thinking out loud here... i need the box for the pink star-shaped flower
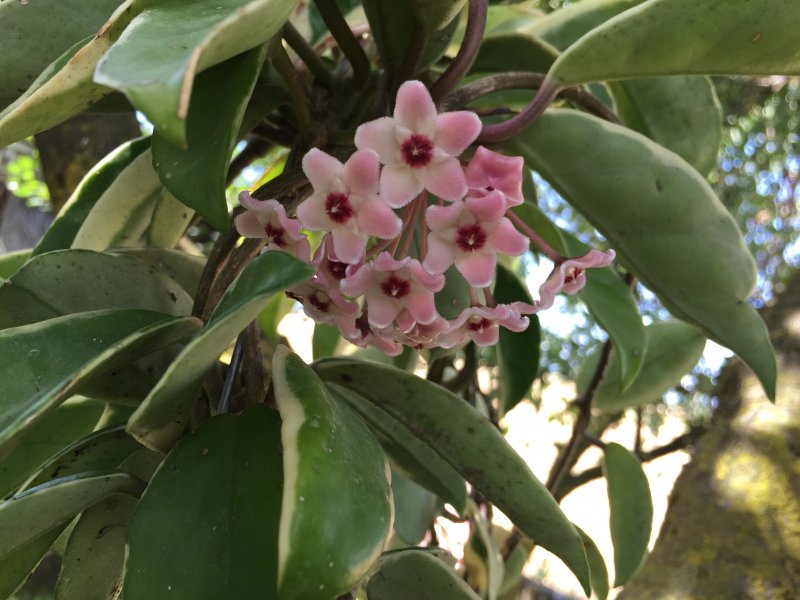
[286,240,358,325]
[464,146,525,207]
[342,313,404,357]
[387,316,450,351]
[340,252,445,329]
[423,191,529,287]
[538,249,616,310]
[297,149,402,264]
[440,304,531,348]
[234,192,311,262]
[355,80,482,207]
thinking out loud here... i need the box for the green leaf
[408,0,465,32]
[578,321,706,411]
[0,250,194,330]
[505,109,775,399]
[273,347,392,600]
[494,265,540,413]
[366,549,482,600]
[0,249,30,282]
[0,398,104,499]
[523,0,644,51]
[124,406,282,599]
[56,494,138,600]
[0,310,199,455]
[391,470,438,545]
[152,46,266,231]
[363,0,461,74]
[610,77,722,176]
[472,32,559,75]
[109,248,206,298]
[315,359,591,595]
[603,442,653,586]
[549,0,800,87]
[576,526,610,600]
[146,189,195,248]
[435,266,471,321]
[0,526,65,599]
[0,1,139,147]
[0,471,145,561]
[70,148,162,251]
[127,251,314,452]
[32,137,152,257]
[0,0,123,110]
[22,426,142,492]
[95,0,300,147]
[312,323,340,360]
[326,383,467,511]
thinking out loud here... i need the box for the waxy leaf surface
[152,46,265,231]
[274,347,393,600]
[604,442,653,586]
[0,399,104,499]
[327,383,467,511]
[366,549,482,600]
[124,406,283,599]
[0,471,145,560]
[32,137,152,256]
[315,358,590,595]
[127,251,314,452]
[494,265,540,413]
[0,0,123,110]
[0,250,194,329]
[549,0,800,87]
[506,109,775,399]
[577,321,706,411]
[0,1,138,146]
[95,0,300,146]
[0,310,199,457]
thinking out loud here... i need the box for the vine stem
[439,71,621,133]
[283,22,334,88]
[430,0,488,103]
[271,34,311,136]
[314,0,370,85]
[478,81,559,143]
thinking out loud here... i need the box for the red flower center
[455,224,487,252]
[324,192,354,224]
[564,266,582,284]
[264,223,286,247]
[401,134,434,168]
[467,316,493,332]
[308,291,331,312]
[380,274,411,299]
[327,260,348,280]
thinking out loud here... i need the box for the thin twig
[284,22,335,88]
[430,0,488,103]
[314,0,371,85]
[218,335,245,415]
[271,35,312,135]
[556,426,707,501]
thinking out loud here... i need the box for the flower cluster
[235,81,615,355]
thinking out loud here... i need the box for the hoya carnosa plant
[0,0,789,598]
[235,80,614,355]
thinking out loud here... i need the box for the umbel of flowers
[235,81,615,356]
